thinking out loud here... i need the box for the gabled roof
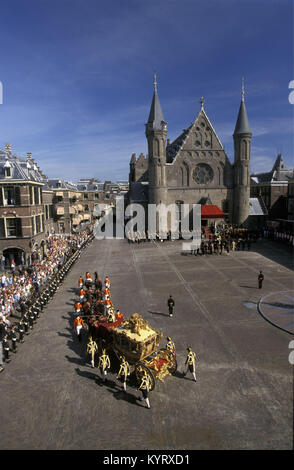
[251,155,293,183]
[166,107,228,164]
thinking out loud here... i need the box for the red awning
[201,205,225,218]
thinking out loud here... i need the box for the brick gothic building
[129,79,252,229]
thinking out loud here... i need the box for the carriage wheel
[135,362,156,391]
[158,348,177,375]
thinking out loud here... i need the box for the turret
[233,79,252,226]
[145,73,167,206]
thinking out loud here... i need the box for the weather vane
[153,70,157,91]
[242,77,245,101]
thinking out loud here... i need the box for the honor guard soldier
[73,315,84,342]
[167,295,175,317]
[86,336,98,368]
[31,303,38,323]
[258,271,264,289]
[22,312,29,335]
[10,326,17,353]
[28,308,34,329]
[17,320,25,343]
[116,355,130,392]
[138,371,152,409]
[98,348,111,382]
[3,334,10,363]
[184,347,197,382]
[166,336,176,355]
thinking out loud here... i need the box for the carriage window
[120,337,129,349]
[130,341,137,352]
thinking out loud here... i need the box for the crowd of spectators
[0,224,94,372]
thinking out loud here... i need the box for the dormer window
[4,160,12,178]
[5,167,11,178]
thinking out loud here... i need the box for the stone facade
[130,82,252,228]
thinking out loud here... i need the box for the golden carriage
[90,311,177,390]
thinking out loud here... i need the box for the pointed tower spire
[147,72,165,130]
[234,78,251,135]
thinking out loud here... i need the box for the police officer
[167,295,175,317]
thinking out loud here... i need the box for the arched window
[181,162,189,186]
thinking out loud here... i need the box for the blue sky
[0,0,293,181]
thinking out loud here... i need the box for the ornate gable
[166,106,233,189]
[166,108,231,167]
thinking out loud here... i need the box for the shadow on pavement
[148,310,169,317]
[106,387,141,407]
[75,367,97,381]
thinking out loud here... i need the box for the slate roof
[249,198,266,216]
[234,99,251,135]
[251,155,293,183]
[146,89,165,130]
[47,178,78,190]
[129,181,149,202]
[0,147,45,183]
[166,126,192,163]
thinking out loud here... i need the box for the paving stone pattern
[0,238,293,450]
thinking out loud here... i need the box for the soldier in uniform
[98,348,111,382]
[22,312,29,335]
[138,371,152,409]
[258,271,264,289]
[17,319,25,343]
[167,295,175,317]
[3,334,10,363]
[184,347,197,382]
[28,308,35,329]
[86,336,98,368]
[10,325,17,353]
[116,355,130,392]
